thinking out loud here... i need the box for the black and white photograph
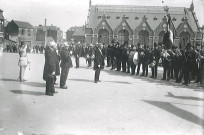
[0,0,204,134]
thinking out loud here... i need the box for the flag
[163,14,174,49]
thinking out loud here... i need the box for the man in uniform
[136,43,144,75]
[141,45,150,77]
[60,42,73,89]
[150,43,161,78]
[94,44,104,83]
[121,44,127,72]
[183,43,196,85]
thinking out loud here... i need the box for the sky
[0,0,203,38]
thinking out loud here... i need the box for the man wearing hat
[74,42,81,68]
[94,43,104,83]
[43,41,58,96]
[59,42,73,89]
[150,43,161,78]
[182,43,196,85]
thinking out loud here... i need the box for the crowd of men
[65,41,204,87]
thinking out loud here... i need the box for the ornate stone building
[85,1,202,49]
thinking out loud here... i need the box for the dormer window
[116,16,120,19]
[135,16,139,20]
[172,17,177,21]
[153,16,157,20]
[125,17,129,19]
[98,16,102,19]
[106,16,110,19]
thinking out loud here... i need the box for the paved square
[0,53,203,135]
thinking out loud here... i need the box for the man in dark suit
[60,42,73,89]
[94,43,104,83]
[43,41,58,96]
[74,42,81,68]
[150,43,161,78]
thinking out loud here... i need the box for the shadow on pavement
[143,100,204,128]
[102,68,203,91]
[69,78,93,82]
[103,80,131,84]
[165,92,204,101]
[22,82,45,88]
[0,78,18,82]
[10,90,45,96]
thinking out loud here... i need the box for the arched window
[98,29,109,44]
[138,30,149,46]
[118,30,129,45]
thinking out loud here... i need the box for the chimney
[45,18,47,26]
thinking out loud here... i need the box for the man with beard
[60,42,73,89]
[43,41,58,96]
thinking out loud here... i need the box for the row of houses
[66,1,204,49]
[0,10,63,49]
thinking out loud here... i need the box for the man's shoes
[53,91,58,94]
[94,81,97,83]
[54,82,58,85]
[150,76,154,78]
[161,78,166,80]
[140,74,144,77]
[136,73,139,76]
[60,85,67,89]
[46,92,53,96]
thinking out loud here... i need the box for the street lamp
[200,25,204,49]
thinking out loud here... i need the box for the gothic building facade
[85,1,202,49]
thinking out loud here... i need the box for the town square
[0,0,204,134]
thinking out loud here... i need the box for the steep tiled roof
[69,26,83,31]
[72,27,85,36]
[87,5,199,32]
[13,20,34,29]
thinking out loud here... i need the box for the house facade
[0,9,4,44]
[35,24,63,46]
[85,1,202,49]
[66,26,85,43]
[5,20,35,48]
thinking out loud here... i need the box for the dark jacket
[60,47,73,69]
[94,47,104,70]
[53,50,60,76]
[43,47,57,81]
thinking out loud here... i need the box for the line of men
[43,41,104,96]
[43,41,73,96]
[83,41,204,87]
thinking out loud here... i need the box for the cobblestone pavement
[0,53,203,135]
